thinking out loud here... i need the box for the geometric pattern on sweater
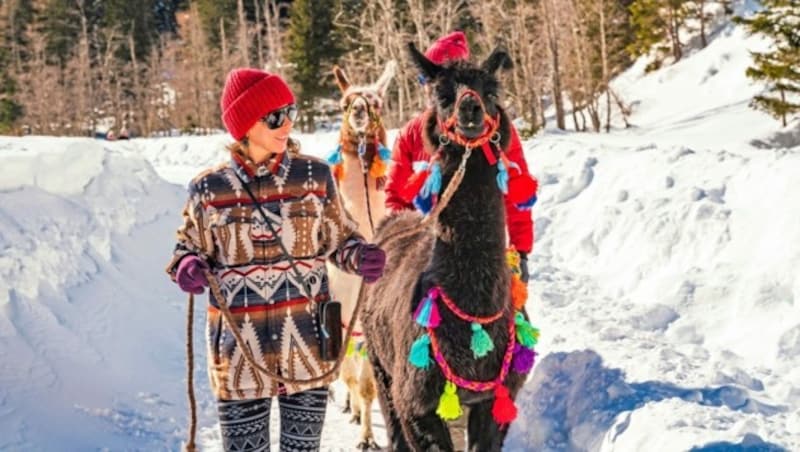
[281,312,325,395]
[229,314,267,400]
[169,149,363,400]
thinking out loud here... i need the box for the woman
[166,68,386,451]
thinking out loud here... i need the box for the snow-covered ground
[2,5,800,451]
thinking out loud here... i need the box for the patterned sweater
[167,148,364,400]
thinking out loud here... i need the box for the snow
[2,7,800,451]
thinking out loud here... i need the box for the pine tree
[627,0,690,71]
[195,0,237,49]
[736,1,800,126]
[101,0,160,62]
[0,0,35,132]
[286,0,344,132]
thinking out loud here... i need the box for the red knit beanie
[425,31,470,65]
[220,68,295,140]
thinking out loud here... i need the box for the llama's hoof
[349,413,361,424]
[356,439,381,450]
[342,405,351,414]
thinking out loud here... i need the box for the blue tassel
[414,194,434,214]
[496,160,509,194]
[357,140,367,156]
[515,195,538,211]
[470,322,495,358]
[409,333,432,369]
[326,145,342,165]
[415,296,433,327]
[420,162,442,198]
[379,144,392,161]
[414,294,441,328]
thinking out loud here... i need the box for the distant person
[166,68,386,451]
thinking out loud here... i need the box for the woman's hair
[226,137,301,156]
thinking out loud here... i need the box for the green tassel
[470,322,495,358]
[436,381,463,420]
[346,339,356,357]
[515,312,540,349]
[409,333,432,369]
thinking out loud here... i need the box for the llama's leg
[368,351,412,452]
[404,410,454,452]
[446,405,470,452]
[467,400,505,452]
[356,358,380,450]
[341,357,362,424]
[343,392,351,414]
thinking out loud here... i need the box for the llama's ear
[407,42,441,81]
[374,60,397,98]
[481,46,513,74]
[333,65,350,93]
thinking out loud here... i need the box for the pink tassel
[428,296,441,327]
[413,289,441,328]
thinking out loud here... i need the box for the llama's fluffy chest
[337,154,387,240]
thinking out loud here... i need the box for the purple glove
[175,255,210,294]
[357,244,386,283]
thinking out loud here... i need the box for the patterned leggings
[217,387,328,452]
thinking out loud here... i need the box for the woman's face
[247,104,296,155]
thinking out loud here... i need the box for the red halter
[436,88,501,164]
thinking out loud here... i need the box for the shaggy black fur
[361,43,527,452]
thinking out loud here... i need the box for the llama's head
[408,42,513,147]
[333,60,396,136]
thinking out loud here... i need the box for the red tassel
[401,169,430,202]
[491,385,518,424]
[506,174,538,205]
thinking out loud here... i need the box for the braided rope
[434,286,505,324]
[427,314,517,392]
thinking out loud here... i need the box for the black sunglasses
[261,104,298,129]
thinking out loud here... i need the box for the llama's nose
[458,93,484,126]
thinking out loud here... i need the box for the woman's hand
[176,255,210,294]
[356,244,386,283]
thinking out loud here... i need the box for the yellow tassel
[506,247,521,275]
[436,381,463,420]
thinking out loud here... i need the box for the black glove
[519,253,529,283]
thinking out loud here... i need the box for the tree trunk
[668,5,682,61]
[780,88,787,127]
[543,0,565,130]
[699,0,708,48]
[220,18,229,71]
[610,88,630,128]
[599,0,612,132]
[237,0,250,67]
[254,0,264,68]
